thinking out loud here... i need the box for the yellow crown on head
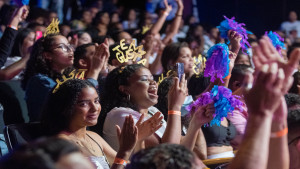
[142,25,152,35]
[157,70,174,86]
[112,39,147,66]
[193,54,206,76]
[52,69,87,93]
[44,18,60,37]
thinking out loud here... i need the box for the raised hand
[135,112,163,141]
[176,0,184,10]
[168,74,188,111]
[116,115,138,153]
[242,63,288,116]
[228,30,242,55]
[9,5,29,28]
[253,36,300,79]
[190,103,215,128]
[68,34,78,48]
[163,0,172,14]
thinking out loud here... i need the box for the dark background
[195,0,300,36]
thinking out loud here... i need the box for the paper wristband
[7,25,18,30]
[168,110,181,116]
[114,158,128,166]
[224,74,231,80]
[270,127,288,138]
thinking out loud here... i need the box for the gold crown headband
[112,39,147,66]
[52,69,87,93]
[44,18,60,37]
[193,54,206,76]
[142,25,152,35]
[157,70,174,86]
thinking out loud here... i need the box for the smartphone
[174,63,184,81]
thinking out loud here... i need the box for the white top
[103,106,166,151]
[281,20,300,37]
[89,156,110,169]
[1,56,22,80]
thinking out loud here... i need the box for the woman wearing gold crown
[21,19,108,122]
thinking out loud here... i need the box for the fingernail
[278,68,285,79]
[261,64,269,73]
[270,62,277,74]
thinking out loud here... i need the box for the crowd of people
[0,0,300,169]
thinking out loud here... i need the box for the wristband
[168,110,181,116]
[224,74,231,80]
[114,158,128,166]
[176,14,183,17]
[270,127,288,138]
[7,25,18,30]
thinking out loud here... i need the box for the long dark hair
[96,64,144,135]
[161,42,189,72]
[41,79,96,136]
[21,33,74,90]
[11,28,35,57]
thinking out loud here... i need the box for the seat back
[4,122,43,152]
[203,157,232,169]
[0,80,29,127]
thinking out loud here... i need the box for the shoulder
[57,133,72,141]
[87,131,106,144]
[107,107,140,120]
[28,74,56,87]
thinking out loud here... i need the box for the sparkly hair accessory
[265,31,286,56]
[204,43,230,83]
[193,54,206,76]
[52,69,86,93]
[186,85,243,126]
[112,39,147,65]
[44,18,60,37]
[157,70,173,85]
[217,16,252,53]
[142,25,152,35]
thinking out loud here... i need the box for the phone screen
[175,63,184,81]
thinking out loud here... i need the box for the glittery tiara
[52,69,86,93]
[112,39,147,65]
[44,18,60,37]
[193,54,206,76]
[157,70,174,86]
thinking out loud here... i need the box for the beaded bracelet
[114,157,128,166]
[270,127,288,138]
[168,110,181,116]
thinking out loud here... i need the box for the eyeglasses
[52,44,75,52]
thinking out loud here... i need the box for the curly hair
[96,64,144,135]
[155,77,174,121]
[41,79,96,136]
[21,33,74,90]
[126,144,195,169]
[161,42,189,72]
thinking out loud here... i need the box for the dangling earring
[127,94,130,101]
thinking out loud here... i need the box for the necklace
[71,133,96,153]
